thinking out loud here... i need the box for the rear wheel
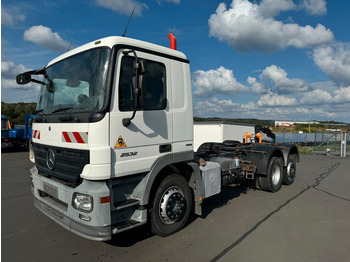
[150,174,192,237]
[258,157,283,192]
[283,154,296,185]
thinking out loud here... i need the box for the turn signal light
[100,196,111,204]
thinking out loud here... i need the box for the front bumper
[31,166,112,241]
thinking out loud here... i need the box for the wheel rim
[271,165,281,185]
[159,186,187,225]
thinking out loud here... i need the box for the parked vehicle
[16,34,298,241]
[1,115,12,148]
[8,114,34,150]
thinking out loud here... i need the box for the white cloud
[257,93,297,106]
[312,43,350,86]
[247,76,268,94]
[259,0,296,18]
[1,60,30,82]
[208,0,333,53]
[157,0,181,4]
[1,9,25,27]
[192,66,248,97]
[95,0,148,16]
[260,65,311,93]
[1,60,40,102]
[24,25,71,52]
[194,97,242,117]
[300,89,332,104]
[192,94,350,122]
[333,86,350,103]
[300,0,327,15]
[240,101,257,110]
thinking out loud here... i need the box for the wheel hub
[272,165,281,185]
[159,187,186,224]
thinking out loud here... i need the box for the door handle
[159,144,171,153]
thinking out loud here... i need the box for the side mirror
[133,59,145,90]
[138,59,145,74]
[16,73,32,85]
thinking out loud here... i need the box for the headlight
[29,140,35,163]
[72,193,93,212]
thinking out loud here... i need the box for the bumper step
[113,219,147,234]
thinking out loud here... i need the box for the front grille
[33,143,89,182]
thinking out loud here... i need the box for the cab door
[110,49,173,177]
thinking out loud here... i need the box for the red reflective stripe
[38,132,40,139]
[62,132,72,143]
[73,132,84,143]
[33,130,37,138]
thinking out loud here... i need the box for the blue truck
[1,114,34,150]
[1,115,12,148]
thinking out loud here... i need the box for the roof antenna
[67,40,72,52]
[122,6,136,37]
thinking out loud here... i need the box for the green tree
[1,102,37,125]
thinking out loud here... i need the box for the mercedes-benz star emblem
[47,149,56,170]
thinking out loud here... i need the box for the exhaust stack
[168,33,177,50]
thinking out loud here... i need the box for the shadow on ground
[106,184,249,247]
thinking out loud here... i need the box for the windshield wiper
[51,106,73,114]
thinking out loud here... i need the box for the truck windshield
[37,47,111,114]
[1,119,9,131]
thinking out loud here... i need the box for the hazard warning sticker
[114,136,127,148]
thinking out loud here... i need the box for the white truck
[16,34,298,241]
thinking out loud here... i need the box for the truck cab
[1,115,11,148]
[17,36,195,240]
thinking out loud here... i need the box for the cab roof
[47,36,188,67]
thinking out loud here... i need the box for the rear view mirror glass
[16,73,31,85]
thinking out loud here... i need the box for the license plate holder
[43,183,58,198]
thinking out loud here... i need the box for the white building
[275,121,319,127]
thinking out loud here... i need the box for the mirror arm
[31,79,45,85]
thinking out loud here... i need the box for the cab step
[112,219,147,234]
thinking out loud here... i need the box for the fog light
[72,193,93,212]
[79,214,91,222]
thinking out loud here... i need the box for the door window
[119,56,166,111]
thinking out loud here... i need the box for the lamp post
[309,108,311,134]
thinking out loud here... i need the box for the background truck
[9,114,34,150]
[1,115,12,148]
[1,114,34,150]
[16,34,298,241]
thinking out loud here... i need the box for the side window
[119,56,166,111]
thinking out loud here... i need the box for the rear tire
[150,174,192,237]
[283,154,296,185]
[258,157,283,192]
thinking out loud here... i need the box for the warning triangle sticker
[114,136,127,148]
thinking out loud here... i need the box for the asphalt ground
[1,151,350,262]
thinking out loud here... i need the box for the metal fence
[275,132,350,157]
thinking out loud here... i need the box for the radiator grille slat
[33,143,89,182]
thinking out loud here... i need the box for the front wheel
[258,157,283,192]
[150,174,192,237]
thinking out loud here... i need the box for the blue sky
[2,0,350,122]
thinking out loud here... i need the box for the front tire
[150,174,192,237]
[258,157,283,192]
